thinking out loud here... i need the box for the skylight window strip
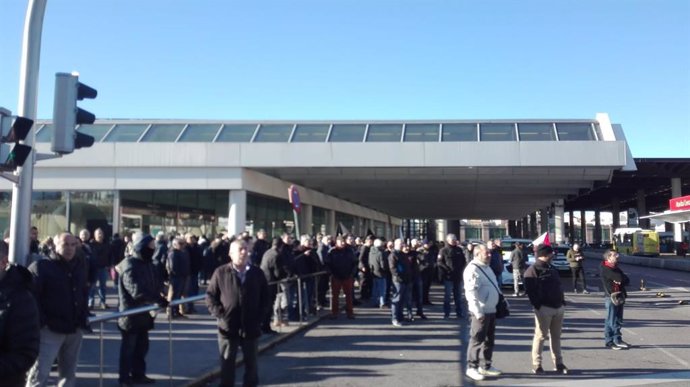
[174,124,190,143]
[211,124,224,143]
[136,124,153,142]
[287,124,298,143]
[249,124,260,143]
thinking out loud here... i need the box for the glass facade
[178,124,222,142]
[404,124,439,142]
[312,206,326,236]
[480,123,516,142]
[366,124,403,142]
[518,123,556,141]
[291,124,330,142]
[254,124,293,142]
[103,124,149,142]
[556,123,596,141]
[215,124,257,142]
[329,124,366,142]
[246,193,294,238]
[140,124,186,142]
[442,123,477,142]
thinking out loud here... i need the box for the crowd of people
[0,226,632,387]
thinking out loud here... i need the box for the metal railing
[87,270,330,387]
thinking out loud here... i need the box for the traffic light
[52,72,97,154]
[0,107,33,171]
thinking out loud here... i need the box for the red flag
[532,232,551,246]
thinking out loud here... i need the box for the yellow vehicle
[613,228,660,256]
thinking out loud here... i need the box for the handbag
[473,264,510,319]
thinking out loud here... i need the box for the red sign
[288,185,301,213]
[670,195,690,211]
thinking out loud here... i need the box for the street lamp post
[9,0,48,265]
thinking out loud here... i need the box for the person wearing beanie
[116,232,169,387]
[524,244,568,375]
[600,249,631,350]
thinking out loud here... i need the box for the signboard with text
[670,195,690,211]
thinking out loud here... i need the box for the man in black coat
[27,233,90,387]
[260,238,285,330]
[0,241,40,387]
[600,249,631,350]
[325,236,357,319]
[206,240,269,387]
[437,234,465,319]
[116,233,168,387]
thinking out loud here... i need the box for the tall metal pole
[9,0,47,266]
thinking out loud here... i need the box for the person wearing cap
[566,243,589,294]
[523,244,568,375]
[116,232,169,387]
[206,239,269,387]
[463,243,502,381]
[600,249,631,350]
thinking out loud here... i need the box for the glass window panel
[103,124,149,142]
[518,123,556,141]
[291,124,329,142]
[253,124,293,142]
[178,124,221,142]
[329,124,366,142]
[140,124,185,142]
[76,124,113,142]
[556,123,595,141]
[366,124,403,142]
[480,123,516,141]
[404,124,439,142]
[35,124,51,142]
[215,124,257,142]
[442,123,477,141]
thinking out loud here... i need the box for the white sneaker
[465,368,485,381]
[479,366,502,376]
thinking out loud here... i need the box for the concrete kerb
[183,314,326,387]
[584,249,690,272]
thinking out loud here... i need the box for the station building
[0,113,635,243]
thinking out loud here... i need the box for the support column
[481,223,490,242]
[611,197,620,230]
[522,217,529,238]
[447,219,460,238]
[228,190,247,237]
[580,210,587,245]
[326,210,336,236]
[112,190,120,235]
[637,189,649,229]
[554,199,565,245]
[540,209,548,235]
[530,213,538,239]
[507,220,515,237]
[516,220,523,238]
[672,178,683,247]
[594,210,602,245]
[568,211,575,244]
[436,220,447,242]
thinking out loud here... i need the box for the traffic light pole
[9,0,47,266]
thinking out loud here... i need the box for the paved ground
[45,255,689,387]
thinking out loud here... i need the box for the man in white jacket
[463,243,502,382]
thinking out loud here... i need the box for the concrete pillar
[540,209,548,235]
[568,211,575,244]
[580,210,587,244]
[481,224,490,242]
[530,213,538,239]
[447,219,460,239]
[594,210,602,245]
[326,209,336,236]
[299,204,313,237]
[637,189,649,229]
[554,199,565,245]
[437,220,447,242]
[611,197,620,230]
[228,190,247,237]
[522,216,529,238]
[112,190,120,235]
[507,220,515,237]
[672,178,683,244]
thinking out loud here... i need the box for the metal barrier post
[297,277,303,324]
[168,309,173,387]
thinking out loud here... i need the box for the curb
[183,314,326,387]
[584,250,690,272]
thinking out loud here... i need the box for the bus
[658,231,690,253]
[613,228,660,256]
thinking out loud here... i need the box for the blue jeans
[605,297,624,344]
[391,282,408,322]
[443,280,463,317]
[89,267,109,307]
[371,277,386,307]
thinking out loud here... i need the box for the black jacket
[0,265,40,387]
[260,248,282,283]
[29,254,89,334]
[524,259,566,310]
[389,250,411,284]
[325,247,357,280]
[600,262,629,297]
[437,245,465,282]
[206,264,269,339]
[89,240,111,268]
[250,239,270,267]
[117,252,167,332]
[167,248,190,278]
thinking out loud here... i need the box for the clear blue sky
[1,0,688,157]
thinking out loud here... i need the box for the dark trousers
[571,266,587,291]
[119,330,150,382]
[360,271,372,300]
[218,334,259,387]
[317,273,330,307]
[262,284,278,330]
[421,267,433,303]
[467,313,496,369]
